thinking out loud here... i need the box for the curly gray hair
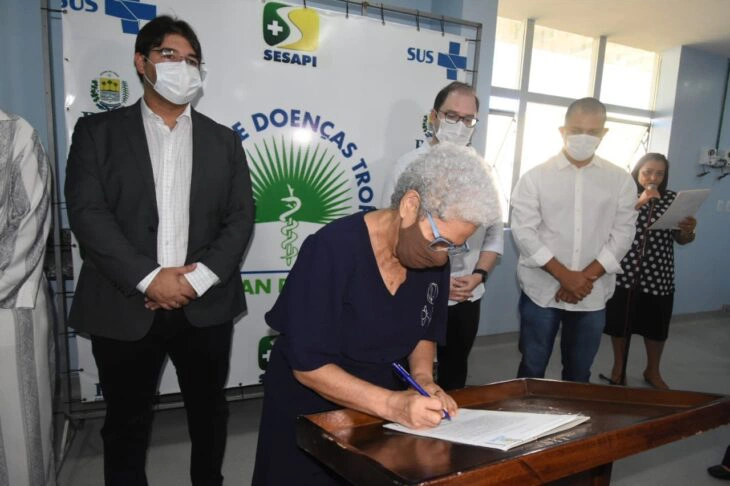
[390,142,502,227]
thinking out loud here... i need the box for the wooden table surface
[297,379,730,485]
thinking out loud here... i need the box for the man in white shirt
[510,97,636,383]
[381,82,504,390]
[65,17,254,486]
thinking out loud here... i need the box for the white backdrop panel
[61,0,470,401]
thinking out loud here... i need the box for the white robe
[0,109,56,486]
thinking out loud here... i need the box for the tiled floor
[58,313,730,485]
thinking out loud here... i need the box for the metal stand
[39,0,85,472]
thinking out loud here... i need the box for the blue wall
[652,46,730,313]
[0,1,50,149]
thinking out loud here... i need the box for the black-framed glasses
[438,110,478,128]
[425,210,469,255]
[149,47,202,69]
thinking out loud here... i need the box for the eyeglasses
[425,210,470,255]
[438,111,478,128]
[149,47,202,69]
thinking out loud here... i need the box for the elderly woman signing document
[252,143,502,485]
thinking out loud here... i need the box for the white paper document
[648,189,711,230]
[383,408,589,451]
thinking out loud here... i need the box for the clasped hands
[554,268,597,304]
[144,263,198,311]
[448,273,482,302]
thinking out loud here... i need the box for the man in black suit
[65,16,254,486]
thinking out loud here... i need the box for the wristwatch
[472,268,488,283]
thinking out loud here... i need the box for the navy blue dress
[252,212,450,485]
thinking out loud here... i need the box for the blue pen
[392,362,451,420]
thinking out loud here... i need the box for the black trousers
[91,309,233,486]
[436,299,481,391]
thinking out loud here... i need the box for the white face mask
[565,134,601,162]
[145,60,203,105]
[435,120,474,146]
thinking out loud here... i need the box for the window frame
[488,18,658,224]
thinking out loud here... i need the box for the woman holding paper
[603,153,697,389]
[252,143,502,485]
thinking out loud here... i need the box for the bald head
[565,97,606,125]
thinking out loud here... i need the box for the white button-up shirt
[136,99,219,297]
[511,152,637,311]
[380,144,505,304]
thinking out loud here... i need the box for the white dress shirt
[380,144,505,304]
[511,152,637,311]
[136,99,219,297]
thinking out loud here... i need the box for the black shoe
[708,465,730,480]
[598,373,624,386]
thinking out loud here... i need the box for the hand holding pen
[392,362,455,424]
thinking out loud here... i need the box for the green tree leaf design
[247,136,352,224]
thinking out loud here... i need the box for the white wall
[0,1,49,147]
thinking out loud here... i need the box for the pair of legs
[437,299,480,390]
[91,310,233,486]
[608,336,668,388]
[604,288,673,389]
[516,293,605,382]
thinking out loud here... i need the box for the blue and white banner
[61,0,470,401]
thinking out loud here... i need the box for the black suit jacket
[65,100,255,341]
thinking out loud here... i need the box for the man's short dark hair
[564,97,606,124]
[134,16,202,82]
[433,81,480,112]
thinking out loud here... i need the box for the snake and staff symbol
[280,184,302,266]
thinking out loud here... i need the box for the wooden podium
[297,379,730,485]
